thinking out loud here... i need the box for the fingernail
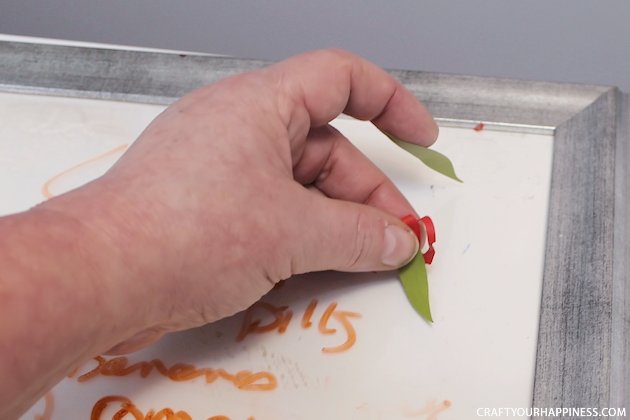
[382,224,419,267]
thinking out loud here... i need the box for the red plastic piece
[401,214,436,265]
[420,216,436,264]
[401,214,421,242]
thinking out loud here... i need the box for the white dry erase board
[1,42,627,418]
[5,91,550,419]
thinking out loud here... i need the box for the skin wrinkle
[316,130,393,208]
[293,51,352,127]
[265,67,310,152]
[344,55,374,121]
[340,53,354,119]
[371,83,400,127]
[259,204,297,283]
[362,178,390,207]
[314,129,341,187]
[291,126,331,184]
[346,212,369,270]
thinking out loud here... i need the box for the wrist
[0,203,148,417]
[33,181,158,351]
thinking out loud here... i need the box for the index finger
[266,48,438,147]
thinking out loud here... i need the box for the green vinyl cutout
[384,130,462,323]
[399,251,433,322]
[381,131,463,183]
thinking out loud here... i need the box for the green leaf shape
[399,252,433,323]
[381,131,463,183]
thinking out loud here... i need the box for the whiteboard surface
[0,92,554,419]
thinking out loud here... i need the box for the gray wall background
[2,1,630,91]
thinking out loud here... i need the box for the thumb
[295,195,420,273]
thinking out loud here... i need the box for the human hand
[41,49,438,353]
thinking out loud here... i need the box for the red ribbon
[401,214,436,264]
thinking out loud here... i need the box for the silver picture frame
[1,41,627,415]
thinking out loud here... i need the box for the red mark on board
[473,122,484,132]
